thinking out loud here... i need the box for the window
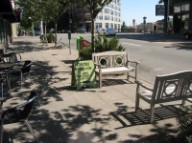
[181,3,189,11]
[174,3,190,13]
[110,23,113,29]
[105,16,110,20]
[182,14,189,21]
[104,8,109,13]
[105,23,109,29]
[96,23,102,29]
[174,5,180,13]
[99,16,103,20]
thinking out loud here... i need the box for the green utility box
[76,36,83,50]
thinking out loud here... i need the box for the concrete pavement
[2,35,181,143]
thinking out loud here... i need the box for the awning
[0,0,20,22]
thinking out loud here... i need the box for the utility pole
[164,0,169,34]
[143,16,147,34]
[68,3,72,55]
[167,0,169,34]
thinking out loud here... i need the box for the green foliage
[94,36,124,52]
[79,36,124,60]
[187,135,192,143]
[121,21,135,32]
[17,0,70,46]
[40,34,46,43]
[19,18,32,30]
[40,33,56,43]
[78,0,112,52]
[79,45,92,60]
[47,33,56,43]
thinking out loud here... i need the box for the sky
[121,0,164,26]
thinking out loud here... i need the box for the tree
[79,0,112,53]
[17,0,70,47]
[41,0,69,46]
[121,21,127,32]
[17,0,36,35]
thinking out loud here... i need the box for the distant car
[105,28,116,36]
[34,30,41,36]
[78,27,86,33]
[183,30,192,40]
[97,28,106,35]
[97,28,116,36]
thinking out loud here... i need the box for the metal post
[167,0,169,34]
[143,16,147,34]
[68,4,71,55]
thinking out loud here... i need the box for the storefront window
[181,3,189,12]
[182,14,189,21]
[184,21,189,30]
[174,3,189,13]
[174,5,180,13]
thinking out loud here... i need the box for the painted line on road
[122,42,141,47]
[153,42,175,45]
[154,68,163,71]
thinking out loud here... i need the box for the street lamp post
[143,16,147,34]
[68,4,72,55]
[167,0,169,34]
[164,0,169,35]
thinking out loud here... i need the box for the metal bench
[135,70,192,123]
[92,51,139,88]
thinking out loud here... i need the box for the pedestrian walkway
[2,36,181,143]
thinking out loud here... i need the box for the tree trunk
[91,18,95,53]
[54,22,57,48]
[44,22,47,43]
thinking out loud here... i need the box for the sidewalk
[2,36,180,143]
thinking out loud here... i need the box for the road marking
[154,68,163,71]
[122,42,141,47]
[154,42,175,45]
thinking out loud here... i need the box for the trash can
[76,36,83,50]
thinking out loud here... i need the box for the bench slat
[92,51,139,88]
[135,70,192,123]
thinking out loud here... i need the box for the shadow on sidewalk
[111,104,186,129]
[2,37,188,143]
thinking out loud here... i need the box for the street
[57,33,192,83]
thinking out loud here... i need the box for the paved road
[118,33,192,83]
[57,33,192,83]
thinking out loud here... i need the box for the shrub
[79,36,124,60]
[47,33,56,43]
[39,34,46,43]
[39,33,56,43]
[94,35,124,52]
[79,45,92,60]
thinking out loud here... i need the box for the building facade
[172,0,192,33]
[0,0,20,49]
[95,0,121,32]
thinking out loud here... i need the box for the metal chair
[11,60,32,89]
[0,71,11,98]
[0,91,39,143]
[4,52,22,63]
[0,72,6,98]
